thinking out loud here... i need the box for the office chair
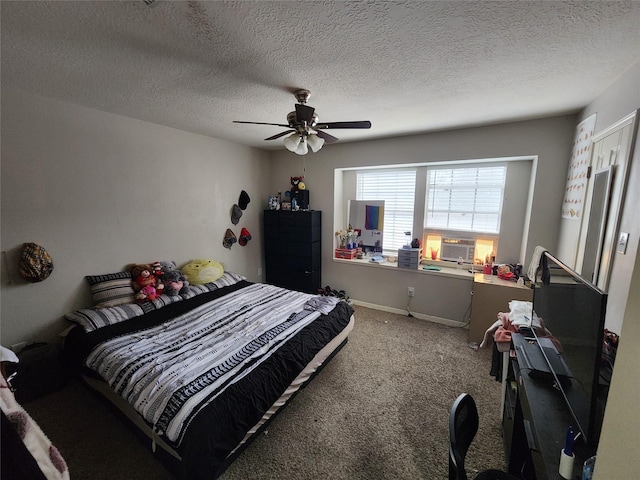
[449,393,520,480]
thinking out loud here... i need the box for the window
[339,157,531,265]
[425,165,506,234]
[356,169,416,252]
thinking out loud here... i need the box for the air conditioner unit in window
[440,238,475,262]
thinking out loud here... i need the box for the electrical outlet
[617,232,629,254]
[257,267,263,276]
[408,287,415,297]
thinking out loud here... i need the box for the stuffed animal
[155,260,189,292]
[182,259,224,285]
[136,285,158,302]
[152,261,163,280]
[158,260,180,275]
[290,176,304,192]
[130,264,164,296]
[162,270,188,295]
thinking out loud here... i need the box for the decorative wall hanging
[562,113,597,219]
[18,242,54,282]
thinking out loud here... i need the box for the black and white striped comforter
[65,279,353,479]
[84,283,324,445]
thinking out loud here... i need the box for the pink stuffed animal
[136,285,157,302]
[130,263,164,297]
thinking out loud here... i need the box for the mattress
[64,279,354,479]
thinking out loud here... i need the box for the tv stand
[502,335,595,479]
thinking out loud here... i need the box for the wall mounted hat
[231,204,242,225]
[238,190,251,210]
[239,228,252,246]
[223,229,237,249]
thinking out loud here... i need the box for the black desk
[502,334,595,480]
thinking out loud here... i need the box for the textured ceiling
[2,1,640,150]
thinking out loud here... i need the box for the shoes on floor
[317,286,350,302]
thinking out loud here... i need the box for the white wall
[1,89,270,347]
[268,116,575,319]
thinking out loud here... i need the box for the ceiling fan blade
[265,130,295,140]
[295,104,315,124]
[233,120,291,128]
[314,130,339,144]
[315,121,372,129]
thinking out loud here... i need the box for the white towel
[527,246,548,283]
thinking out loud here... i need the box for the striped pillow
[180,271,247,299]
[213,271,246,287]
[85,271,136,307]
[65,303,152,332]
[150,294,183,309]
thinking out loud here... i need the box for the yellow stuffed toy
[181,259,224,285]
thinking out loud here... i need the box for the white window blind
[425,165,506,233]
[356,169,416,252]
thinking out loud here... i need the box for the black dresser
[264,210,321,294]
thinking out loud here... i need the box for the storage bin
[397,248,422,269]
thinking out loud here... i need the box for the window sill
[332,257,476,280]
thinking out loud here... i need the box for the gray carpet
[24,305,505,479]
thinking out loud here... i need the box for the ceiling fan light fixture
[295,137,308,155]
[308,133,325,153]
[234,89,371,152]
[283,133,301,152]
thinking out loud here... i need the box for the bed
[63,271,354,480]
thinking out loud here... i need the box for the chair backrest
[449,393,480,480]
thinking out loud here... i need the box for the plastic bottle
[457,257,463,269]
[582,455,596,480]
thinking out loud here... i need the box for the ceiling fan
[233,89,372,155]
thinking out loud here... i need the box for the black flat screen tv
[531,252,609,449]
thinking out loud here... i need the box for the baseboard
[349,299,467,328]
